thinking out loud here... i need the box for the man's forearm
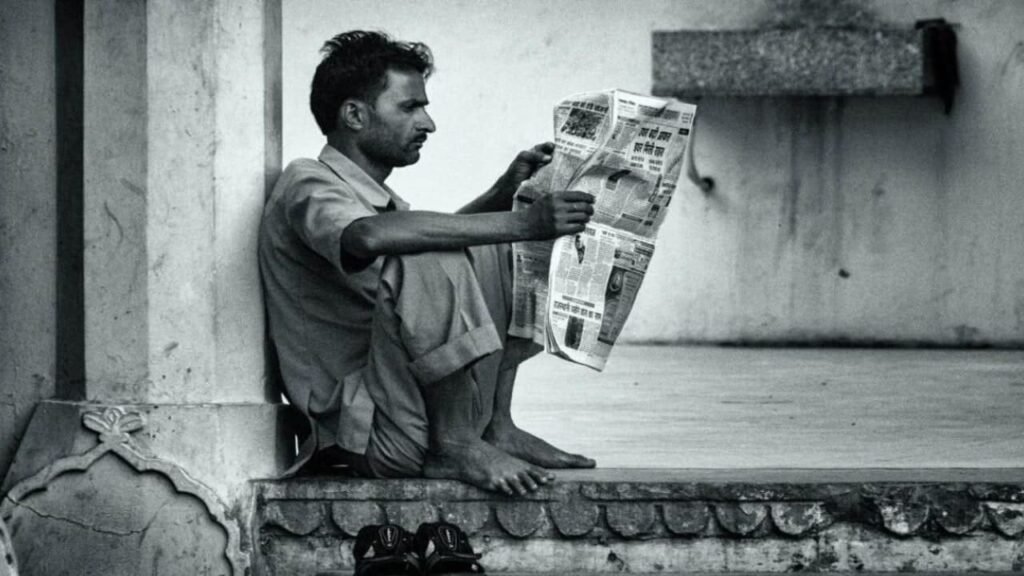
[456,175,516,214]
[342,210,529,260]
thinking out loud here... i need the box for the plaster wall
[0,1,58,479]
[283,0,1024,346]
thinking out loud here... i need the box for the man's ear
[338,99,368,131]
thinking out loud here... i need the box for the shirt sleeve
[283,166,376,273]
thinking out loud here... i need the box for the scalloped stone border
[0,407,248,575]
[253,475,1024,541]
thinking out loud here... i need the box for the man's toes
[567,454,596,468]
[528,467,555,484]
[519,471,539,492]
[506,475,527,496]
[493,477,514,496]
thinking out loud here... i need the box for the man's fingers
[519,472,539,492]
[532,141,555,155]
[558,191,595,204]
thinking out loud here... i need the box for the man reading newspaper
[259,31,596,497]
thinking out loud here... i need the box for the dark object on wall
[918,19,959,115]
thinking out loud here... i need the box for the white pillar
[3,2,291,574]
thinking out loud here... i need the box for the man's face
[360,68,435,168]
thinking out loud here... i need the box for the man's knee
[380,249,473,289]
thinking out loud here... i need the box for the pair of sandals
[353,521,485,575]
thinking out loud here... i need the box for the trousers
[335,243,539,477]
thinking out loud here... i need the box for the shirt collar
[318,144,408,209]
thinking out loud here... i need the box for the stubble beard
[363,115,420,169]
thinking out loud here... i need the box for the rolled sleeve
[408,324,503,384]
[284,169,375,273]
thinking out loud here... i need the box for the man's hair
[310,30,434,135]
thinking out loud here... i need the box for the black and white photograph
[2,0,1023,574]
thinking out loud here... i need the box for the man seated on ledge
[259,30,596,496]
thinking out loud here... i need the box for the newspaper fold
[510,90,697,370]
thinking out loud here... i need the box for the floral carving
[82,407,145,444]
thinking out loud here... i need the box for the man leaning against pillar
[258,30,596,496]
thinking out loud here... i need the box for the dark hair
[310,30,434,135]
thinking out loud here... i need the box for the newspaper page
[510,89,696,370]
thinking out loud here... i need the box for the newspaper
[510,89,697,370]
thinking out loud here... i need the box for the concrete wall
[283,0,1024,346]
[0,1,58,479]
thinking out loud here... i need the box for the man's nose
[418,110,436,133]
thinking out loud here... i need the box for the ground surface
[512,345,1024,469]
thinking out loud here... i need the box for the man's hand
[502,142,555,191]
[523,190,595,240]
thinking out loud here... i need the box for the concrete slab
[512,346,1024,469]
[652,27,928,97]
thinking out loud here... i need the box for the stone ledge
[652,26,936,98]
[253,468,1024,540]
[252,469,1024,574]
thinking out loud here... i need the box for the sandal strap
[353,524,422,575]
[415,521,485,574]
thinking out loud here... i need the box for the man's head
[311,31,436,170]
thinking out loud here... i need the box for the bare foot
[422,438,555,496]
[484,424,596,469]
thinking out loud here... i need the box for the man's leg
[420,369,553,495]
[363,247,554,495]
[482,365,596,469]
[466,243,596,469]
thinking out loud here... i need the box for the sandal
[352,524,422,576]
[414,521,486,574]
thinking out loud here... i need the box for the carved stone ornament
[0,406,248,575]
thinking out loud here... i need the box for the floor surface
[512,345,1024,469]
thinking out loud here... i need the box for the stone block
[932,491,984,535]
[495,503,546,538]
[438,502,490,535]
[263,501,325,536]
[714,502,768,536]
[330,502,385,536]
[985,502,1024,537]
[662,501,710,535]
[769,502,831,536]
[653,26,930,97]
[605,503,657,538]
[549,500,599,537]
[384,502,436,529]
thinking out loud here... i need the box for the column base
[1,400,301,576]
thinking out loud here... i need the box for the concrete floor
[512,345,1024,469]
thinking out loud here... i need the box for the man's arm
[457,142,555,215]
[341,190,594,261]
[342,141,594,262]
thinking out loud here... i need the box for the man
[259,31,596,496]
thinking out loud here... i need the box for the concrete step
[251,468,1024,574]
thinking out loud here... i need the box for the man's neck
[326,134,392,185]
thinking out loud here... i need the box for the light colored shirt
[258,144,408,449]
